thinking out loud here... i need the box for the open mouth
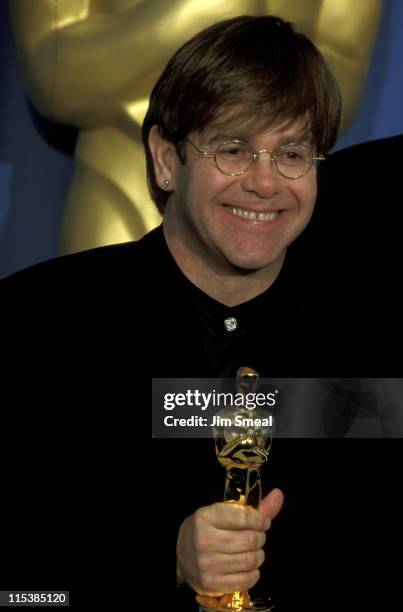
[223,205,281,221]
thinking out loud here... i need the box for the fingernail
[264,517,271,530]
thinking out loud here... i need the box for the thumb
[260,488,284,521]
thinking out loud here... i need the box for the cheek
[296,178,317,213]
[188,171,232,211]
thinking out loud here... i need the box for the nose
[240,151,282,199]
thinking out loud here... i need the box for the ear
[148,125,178,191]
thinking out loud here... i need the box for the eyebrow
[206,134,242,147]
[206,132,313,148]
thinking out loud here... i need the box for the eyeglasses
[186,138,325,179]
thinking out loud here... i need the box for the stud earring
[162,178,169,190]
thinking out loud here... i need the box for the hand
[176,488,284,596]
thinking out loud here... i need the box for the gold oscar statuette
[197,367,274,612]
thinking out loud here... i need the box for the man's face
[164,119,318,274]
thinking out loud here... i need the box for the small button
[224,317,238,332]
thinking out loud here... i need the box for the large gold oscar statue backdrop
[9,0,382,255]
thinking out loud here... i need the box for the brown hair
[142,15,342,214]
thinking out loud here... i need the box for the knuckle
[194,506,208,526]
[193,509,211,552]
[242,569,260,590]
[233,570,260,591]
[246,530,259,549]
[257,549,265,568]
[243,550,259,570]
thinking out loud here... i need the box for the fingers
[177,491,284,597]
[193,504,268,553]
[195,523,266,554]
[197,502,271,532]
[260,488,284,521]
[192,549,264,594]
[198,548,265,575]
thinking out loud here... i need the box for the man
[2,15,401,612]
[3,15,343,374]
[140,15,336,606]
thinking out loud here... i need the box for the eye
[285,150,302,160]
[278,145,310,165]
[218,143,250,160]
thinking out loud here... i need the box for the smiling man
[136,14,341,377]
[0,21,341,608]
[3,14,401,612]
[2,15,343,378]
[140,16,340,603]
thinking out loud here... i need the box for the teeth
[227,206,279,221]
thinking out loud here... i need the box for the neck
[162,222,285,307]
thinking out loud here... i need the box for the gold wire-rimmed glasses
[186,138,325,179]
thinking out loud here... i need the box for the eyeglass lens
[215,142,313,178]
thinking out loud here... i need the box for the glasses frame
[186,138,326,179]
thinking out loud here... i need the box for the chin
[227,253,280,272]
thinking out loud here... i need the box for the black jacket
[1,137,402,610]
